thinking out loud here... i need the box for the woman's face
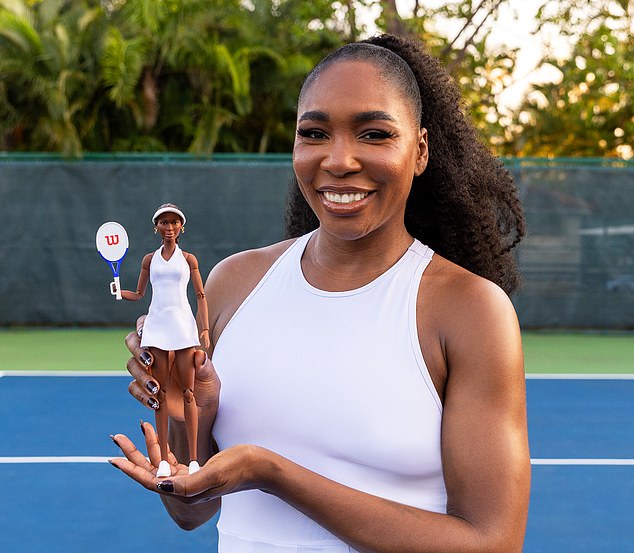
[156,212,183,242]
[293,59,427,242]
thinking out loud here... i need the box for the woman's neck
[301,225,413,292]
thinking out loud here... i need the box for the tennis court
[1,329,633,552]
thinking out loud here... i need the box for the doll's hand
[199,329,211,351]
[125,316,220,421]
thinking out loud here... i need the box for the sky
[362,0,571,109]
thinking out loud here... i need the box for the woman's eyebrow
[298,110,328,122]
[298,110,396,123]
[353,111,396,123]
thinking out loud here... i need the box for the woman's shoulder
[209,238,297,287]
[419,254,518,352]
[423,254,512,311]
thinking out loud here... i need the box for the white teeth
[324,191,369,204]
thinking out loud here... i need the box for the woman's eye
[297,128,327,140]
[360,130,395,140]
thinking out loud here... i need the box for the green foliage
[0,0,630,157]
[509,1,633,158]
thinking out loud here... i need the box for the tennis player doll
[116,203,209,477]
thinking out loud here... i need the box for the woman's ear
[414,127,429,176]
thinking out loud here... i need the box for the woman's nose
[320,138,362,177]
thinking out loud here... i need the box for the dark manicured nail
[139,420,146,435]
[108,459,121,470]
[148,397,159,410]
[109,434,120,447]
[146,381,159,395]
[156,480,174,492]
[140,351,152,366]
[137,327,143,338]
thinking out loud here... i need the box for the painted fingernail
[108,459,121,470]
[140,351,152,366]
[139,420,146,435]
[109,434,120,447]
[148,397,159,410]
[137,327,143,338]
[146,380,159,394]
[156,480,174,492]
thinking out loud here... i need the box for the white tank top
[212,232,446,552]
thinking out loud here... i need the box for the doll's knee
[183,388,195,404]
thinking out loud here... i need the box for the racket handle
[110,277,122,300]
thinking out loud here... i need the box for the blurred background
[0,0,632,329]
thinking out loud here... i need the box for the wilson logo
[106,235,120,246]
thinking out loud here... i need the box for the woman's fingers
[128,378,160,411]
[139,420,178,468]
[125,331,155,371]
[109,456,158,492]
[125,324,160,410]
[111,432,155,472]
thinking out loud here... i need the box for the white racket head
[96,221,129,266]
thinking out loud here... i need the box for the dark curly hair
[285,34,525,294]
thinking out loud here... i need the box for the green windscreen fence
[1,154,633,329]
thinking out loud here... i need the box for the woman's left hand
[110,421,267,503]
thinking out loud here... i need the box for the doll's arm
[120,254,152,301]
[186,253,210,350]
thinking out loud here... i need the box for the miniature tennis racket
[96,222,129,300]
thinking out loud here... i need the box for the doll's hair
[152,203,186,225]
[285,33,525,294]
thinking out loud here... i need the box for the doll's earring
[154,227,158,234]
[181,226,185,234]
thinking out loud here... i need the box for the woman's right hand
[125,315,221,423]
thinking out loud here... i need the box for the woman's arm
[120,254,152,301]
[151,265,530,552]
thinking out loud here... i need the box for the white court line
[531,459,634,466]
[0,456,111,463]
[3,371,634,379]
[525,373,634,380]
[0,456,632,466]
[0,370,127,377]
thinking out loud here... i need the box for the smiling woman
[111,34,530,553]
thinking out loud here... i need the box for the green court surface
[0,328,130,372]
[1,328,633,374]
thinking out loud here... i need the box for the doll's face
[155,212,183,241]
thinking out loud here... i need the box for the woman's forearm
[258,451,517,553]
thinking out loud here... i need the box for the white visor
[152,206,186,225]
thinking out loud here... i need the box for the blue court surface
[1,373,633,553]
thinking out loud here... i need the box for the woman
[117,203,210,477]
[111,34,530,552]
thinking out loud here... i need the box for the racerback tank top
[212,231,446,552]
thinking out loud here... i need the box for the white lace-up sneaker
[188,460,200,474]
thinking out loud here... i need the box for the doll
[117,203,209,477]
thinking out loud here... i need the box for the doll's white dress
[140,245,199,351]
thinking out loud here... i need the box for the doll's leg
[174,347,199,473]
[149,347,171,477]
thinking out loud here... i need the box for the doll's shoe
[157,460,171,478]
[188,460,200,474]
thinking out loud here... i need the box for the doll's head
[152,203,186,242]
